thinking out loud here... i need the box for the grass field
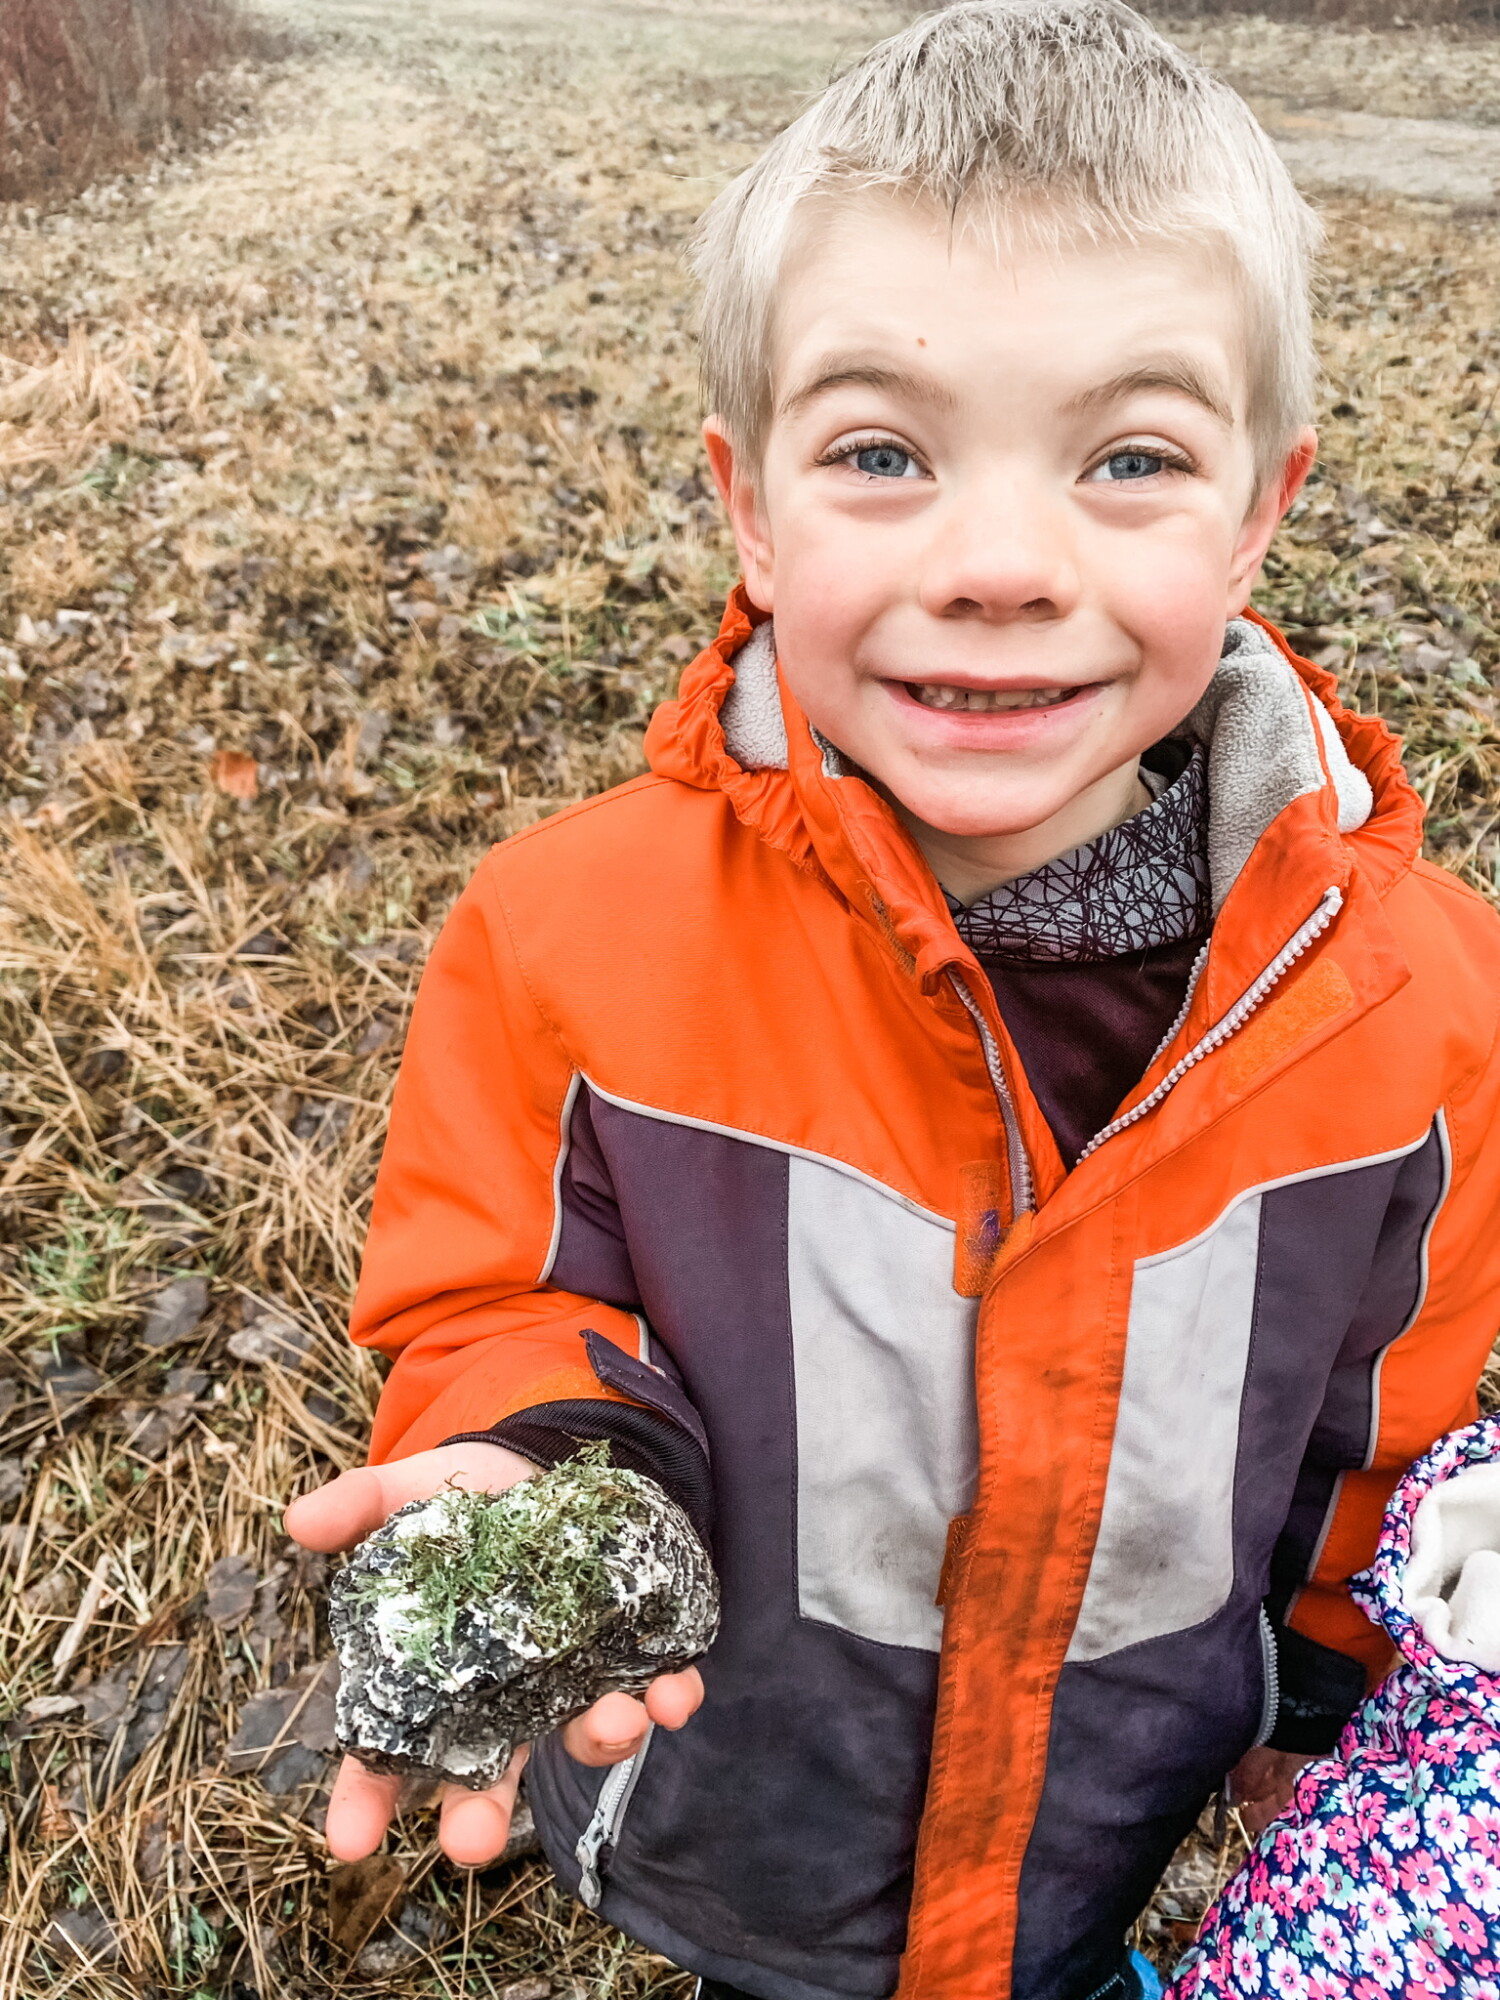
[2,1,1500,1992]
[0,0,291,209]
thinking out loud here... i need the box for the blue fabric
[1130,1949,1164,1998]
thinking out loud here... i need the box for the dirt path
[1266,106,1500,208]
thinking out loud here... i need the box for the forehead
[771,190,1248,417]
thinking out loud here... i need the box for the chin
[893,786,1064,842]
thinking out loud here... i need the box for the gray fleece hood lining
[716,617,1373,911]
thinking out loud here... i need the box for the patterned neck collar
[946,743,1211,964]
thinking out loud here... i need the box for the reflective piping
[1077,886,1345,1166]
[1286,1112,1450,1617]
[1254,1606,1281,1747]
[1362,1108,1453,1472]
[538,1071,582,1283]
[949,970,1034,1217]
[575,1722,654,1911]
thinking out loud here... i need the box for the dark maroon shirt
[948,742,1210,1168]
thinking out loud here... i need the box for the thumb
[284,1441,538,1552]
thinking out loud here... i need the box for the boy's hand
[1228,1745,1314,1838]
[284,1440,705,1866]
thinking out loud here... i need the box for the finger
[284,1442,537,1552]
[438,1745,529,1868]
[561,1689,651,1767]
[643,1666,704,1731]
[284,1466,391,1553]
[325,1756,404,1862]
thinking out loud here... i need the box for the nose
[916,471,1080,625]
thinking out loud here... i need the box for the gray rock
[331,1456,718,1790]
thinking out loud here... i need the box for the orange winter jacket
[353,589,1500,2000]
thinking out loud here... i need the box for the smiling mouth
[906,682,1083,713]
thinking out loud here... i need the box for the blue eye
[853,443,918,479]
[1092,449,1168,482]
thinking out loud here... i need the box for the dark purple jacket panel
[527,1090,942,2000]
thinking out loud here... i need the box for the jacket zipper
[1075,886,1345,1167]
[1255,1607,1281,1747]
[950,972,1035,1217]
[574,1723,654,1910]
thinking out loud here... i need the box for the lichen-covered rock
[329,1454,718,1790]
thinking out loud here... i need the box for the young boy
[285,4,1500,1996]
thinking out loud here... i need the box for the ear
[1226,426,1318,615]
[702,416,775,611]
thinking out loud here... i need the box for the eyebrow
[777,359,959,422]
[1063,357,1235,429]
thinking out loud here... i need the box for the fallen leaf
[36,1784,77,1844]
[136,1802,170,1881]
[204,1553,258,1627]
[21,1571,72,1615]
[43,1904,120,1967]
[227,1307,310,1365]
[140,1274,210,1349]
[328,1853,406,1956]
[23,1694,82,1724]
[117,1395,195,1459]
[212,748,258,800]
[40,1357,101,1417]
[352,1895,449,1975]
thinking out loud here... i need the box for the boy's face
[705,197,1315,865]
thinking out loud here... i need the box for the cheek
[1095,517,1235,661]
[766,522,898,658]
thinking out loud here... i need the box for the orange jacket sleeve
[351,858,643,1463]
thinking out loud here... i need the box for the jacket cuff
[1266,1623,1368,1755]
[441,1398,714,1548]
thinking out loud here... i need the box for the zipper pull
[572,1728,653,1911]
[575,1821,607,1911]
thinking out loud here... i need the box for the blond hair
[690,0,1320,491]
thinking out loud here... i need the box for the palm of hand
[283,1440,705,1866]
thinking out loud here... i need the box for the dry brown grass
[1,1,1499,1992]
[0,0,293,211]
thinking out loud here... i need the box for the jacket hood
[646,589,1423,939]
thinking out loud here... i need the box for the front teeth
[910,682,1071,712]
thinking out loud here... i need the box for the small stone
[331,1453,718,1790]
[141,1275,209,1349]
